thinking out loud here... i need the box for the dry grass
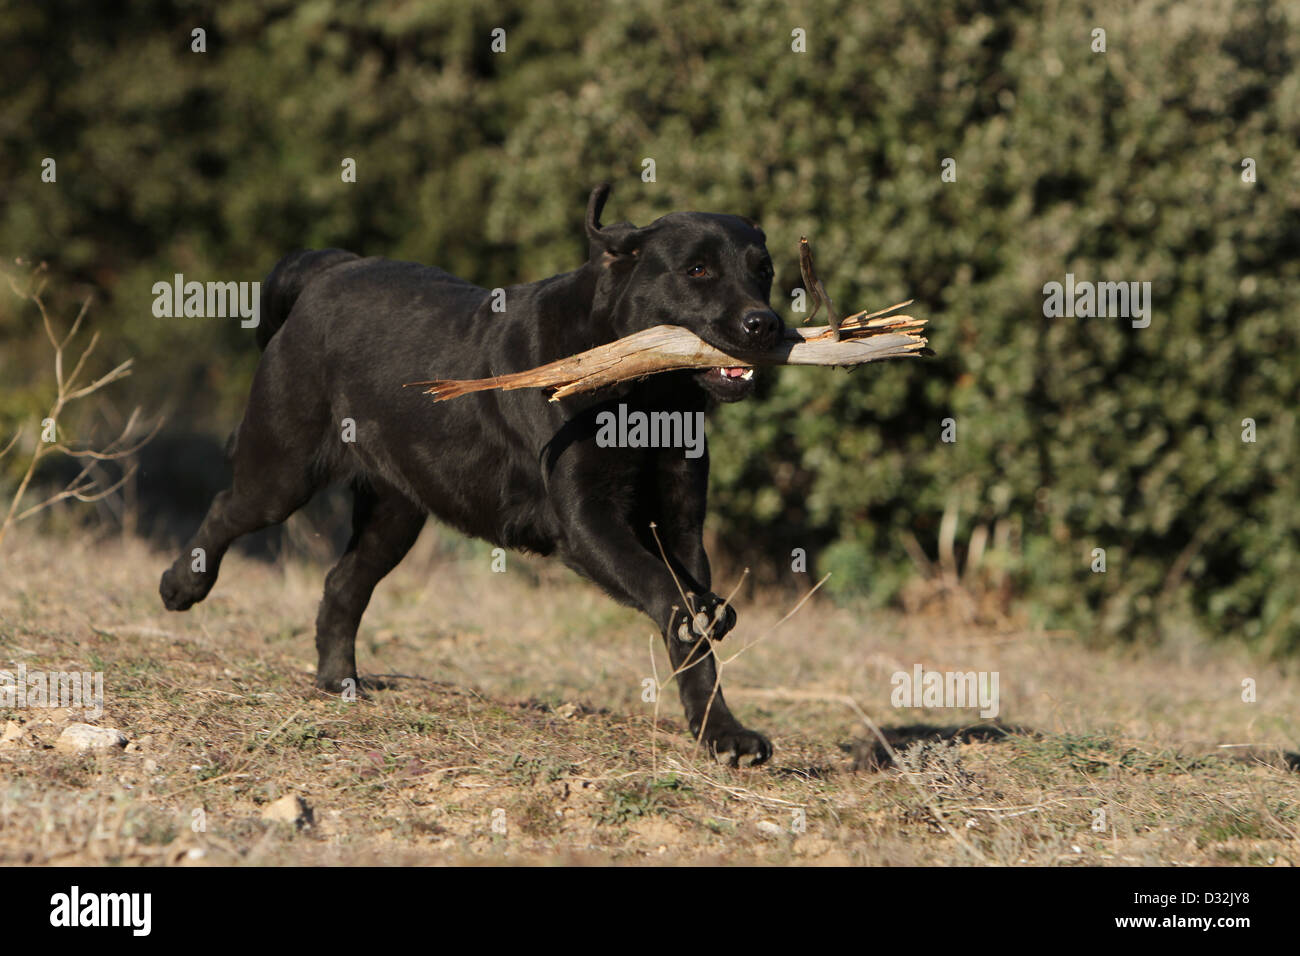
[1,526,1297,866]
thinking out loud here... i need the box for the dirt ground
[1,526,1297,866]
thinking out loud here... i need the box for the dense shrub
[2,0,1297,648]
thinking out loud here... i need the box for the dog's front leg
[556,502,772,767]
[651,449,715,602]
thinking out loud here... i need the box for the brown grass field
[1,525,1297,866]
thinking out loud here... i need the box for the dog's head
[585,183,783,402]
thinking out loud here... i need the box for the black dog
[160,184,783,766]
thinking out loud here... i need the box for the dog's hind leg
[313,481,425,692]
[159,375,324,611]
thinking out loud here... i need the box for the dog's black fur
[160,184,783,766]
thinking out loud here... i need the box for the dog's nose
[742,309,780,343]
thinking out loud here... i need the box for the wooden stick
[406,300,927,403]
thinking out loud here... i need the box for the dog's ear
[585,183,613,241]
[586,183,643,263]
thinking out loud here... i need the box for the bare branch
[0,266,155,550]
[62,328,103,393]
[62,408,160,460]
[798,236,842,340]
[15,463,138,522]
[61,295,93,350]
[64,358,133,402]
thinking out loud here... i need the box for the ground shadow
[841,721,1035,772]
[840,722,1300,775]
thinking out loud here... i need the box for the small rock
[262,794,313,829]
[1,720,24,747]
[54,723,127,754]
[554,702,581,719]
[756,820,784,838]
[143,758,159,773]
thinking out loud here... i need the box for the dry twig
[0,263,159,549]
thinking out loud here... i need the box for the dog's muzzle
[692,309,780,401]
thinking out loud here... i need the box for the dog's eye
[686,263,710,278]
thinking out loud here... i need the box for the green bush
[2,0,1296,648]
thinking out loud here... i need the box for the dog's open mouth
[694,365,756,401]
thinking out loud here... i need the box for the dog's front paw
[314,671,371,699]
[699,723,772,768]
[671,591,737,643]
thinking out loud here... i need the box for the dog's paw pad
[676,592,737,642]
[705,728,772,768]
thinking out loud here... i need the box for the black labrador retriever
[160,184,783,766]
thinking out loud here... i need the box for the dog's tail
[256,248,360,351]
